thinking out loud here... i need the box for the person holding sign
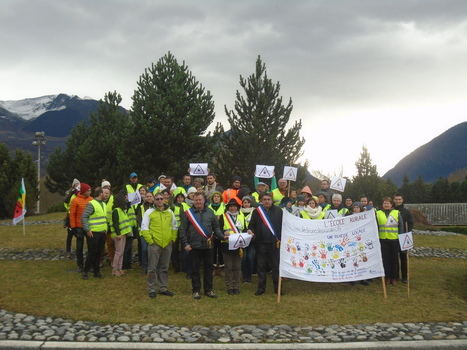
[394,192,414,284]
[179,193,226,299]
[219,197,247,295]
[247,192,283,296]
[377,197,404,286]
[271,178,288,206]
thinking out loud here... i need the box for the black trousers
[74,228,85,269]
[189,248,214,293]
[380,239,400,280]
[256,243,280,292]
[84,231,106,274]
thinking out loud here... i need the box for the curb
[1,339,467,350]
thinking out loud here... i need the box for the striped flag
[13,178,26,225]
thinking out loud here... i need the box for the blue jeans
[241,244,255,280]
[140,236,148,272]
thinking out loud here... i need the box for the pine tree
[129,52,216,181]
[212,56,306,189]
[350,146,382,203]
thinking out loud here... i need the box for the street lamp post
[32,132,46,214]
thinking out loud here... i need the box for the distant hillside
[383,122,467,186]
[0,94,113,171]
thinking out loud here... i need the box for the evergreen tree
[430,177,453,203]
[0,143,39,218]
[411,175,431,203]
[46,92,130,194]
[129,52,216,181]
[350,146,382,203]
[212,56,306,189]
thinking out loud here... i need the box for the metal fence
[405,203,467,226]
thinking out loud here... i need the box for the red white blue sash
[257,205,277,240]
[186,208,211,239]
[224,213,240,234]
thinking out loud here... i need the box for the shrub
[47,202,66,213]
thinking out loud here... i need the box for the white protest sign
[324,210,339,219]
[330,176,347,192]
[190,163,208,176]
[128,191,141,207]
[399,231,414,251]
[280,210,384,283]
[283,166,297,181]
[256,164,274,178]
[228,232,253,250]
[158,183,178,193]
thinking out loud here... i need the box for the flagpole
[22,216,26,235]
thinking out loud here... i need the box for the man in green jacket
[141,192,178,298]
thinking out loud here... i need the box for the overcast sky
[1,0,466,179]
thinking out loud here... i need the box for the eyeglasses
[154,198,164,201]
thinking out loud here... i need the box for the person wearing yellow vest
[110,193,131,276]
[101,180,115,266]
[219,197,248,295]
[271,178,288,206]
[141,192,178,298]
[209,191,226,276]
[120,172,143,270]
[172,193,191,277]
[81,187,110,280]
[317,192,331,212]
[377,197,404,286]
[302,197,325,219]
[240,196,255,283]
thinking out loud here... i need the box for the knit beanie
[72,178,80,187]
[79,183,91,194]
[232,175,242,183]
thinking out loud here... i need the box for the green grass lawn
[0,215,466,326]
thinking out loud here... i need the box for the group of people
[64,172,413,299]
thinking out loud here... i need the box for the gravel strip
[0,311,466,344]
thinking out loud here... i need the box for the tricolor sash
[224,213,240,234]
[186,208,211,239]
[257,205,277,240]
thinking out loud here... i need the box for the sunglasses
[154,198,164,201]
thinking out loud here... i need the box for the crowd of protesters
[64,172,413,299]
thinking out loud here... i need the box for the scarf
[303,205,323,219]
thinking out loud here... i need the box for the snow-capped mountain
[0,94,77,120]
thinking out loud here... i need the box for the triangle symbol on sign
[193,165,204,174]
[234,235,246,249]
[327,211,336,219]
[258,167,270,177]
[402,235,413,249]
[332,178,343,191]
[285,168,295,178]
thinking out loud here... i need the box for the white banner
[228,232,253,250]
[280,210,384,283]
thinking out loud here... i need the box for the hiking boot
[205,291,217,298]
